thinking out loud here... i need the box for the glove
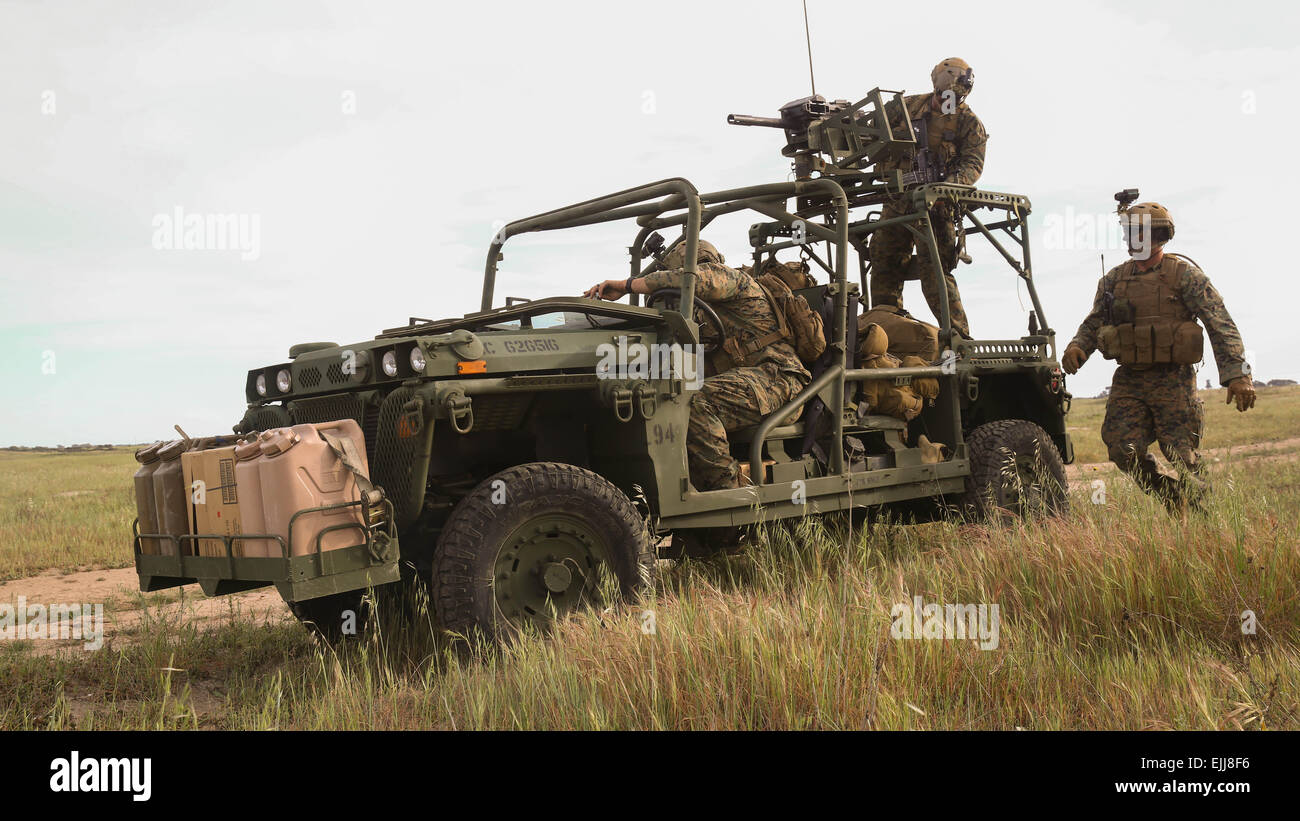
[1225,376,1256,412]
[1062,344,1088,375]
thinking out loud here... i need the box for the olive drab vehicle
[130,87,1073,641]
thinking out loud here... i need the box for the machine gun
[728,95,851,156]
[729,89,918,181]
[728,95,851,178]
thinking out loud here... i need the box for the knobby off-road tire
[962,419,1069,520]
[432,462,655,642]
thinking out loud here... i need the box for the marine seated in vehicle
[583,240,814,490]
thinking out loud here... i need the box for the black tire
[431,462,654,641]
[288,590,369,643]
[961,419,1069,520]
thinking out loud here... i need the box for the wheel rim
[1004,452,1048,514]
[493,513,613,630]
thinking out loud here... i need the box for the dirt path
[1067,436,1300,481]
[0,567,290,655]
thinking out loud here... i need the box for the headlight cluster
[380,343,426,378]
[249,365,293,400]
[249,341,431,402]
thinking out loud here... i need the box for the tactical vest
[709,275,824,373]
[1096,255,1204,367]
[915,97,960,171]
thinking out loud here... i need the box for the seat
[729,423,804,445]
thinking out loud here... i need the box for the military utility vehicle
[132,89,1073,640]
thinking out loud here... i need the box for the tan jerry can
[234,434,274,558]
[151,440,189,555]
[133,442,164,553]
[257,421,371,558]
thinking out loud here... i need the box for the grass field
[1,387,1297,729]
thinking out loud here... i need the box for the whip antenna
[802,0,816,95]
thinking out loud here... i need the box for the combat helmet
[1121,202,1175,243]
[931,58,974,101]
[662,239,724,269]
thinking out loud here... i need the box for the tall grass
[6,458,1296,730]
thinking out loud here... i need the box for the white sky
[1,0,1296,445]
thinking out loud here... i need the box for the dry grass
[1,392,1297,730]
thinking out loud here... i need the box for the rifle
[900,107,943,186]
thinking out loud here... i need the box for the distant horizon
[4,379,1297,449]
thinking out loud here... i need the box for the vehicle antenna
[802,0,816,96]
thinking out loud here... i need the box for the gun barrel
[727,114,785,128]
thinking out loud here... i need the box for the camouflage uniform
[869,92,987,338]
[642,262,811,490]
[1070,255,1248,504]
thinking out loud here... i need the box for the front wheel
[431,462,654,641]
[961,419,1068,520]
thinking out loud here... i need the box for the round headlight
[381,350,399,377]
[255,374,268,397]
[275,369,292,393]
[409,347,426,373]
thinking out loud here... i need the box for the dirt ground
[1067,436,1300,480]
[0,567,290,655]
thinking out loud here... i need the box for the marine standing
[1062,200,1256,509]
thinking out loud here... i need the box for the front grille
[469,394,532,432]
[289,393,376,465]
[373,386,431,530]
[298,366,322,389]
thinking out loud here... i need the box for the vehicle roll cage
[481,175,1044,490]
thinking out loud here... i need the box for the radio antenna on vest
[802,0,816,96]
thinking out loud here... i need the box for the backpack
[858,323,940,421]
[756,273,826,365]
[713,273,827,371]
[858,304,939,361]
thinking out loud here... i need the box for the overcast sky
[1,0,1296,446]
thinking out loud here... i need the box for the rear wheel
[432,462,654,641]
[961,419,1068,520]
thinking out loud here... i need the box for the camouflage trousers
[1101,364,1207,507]
[868,198,970,338]
[687,363,805,491]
